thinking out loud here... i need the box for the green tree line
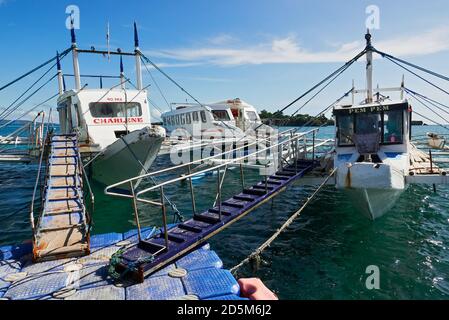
[259,110,334,126]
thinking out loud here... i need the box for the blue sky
[1,0,449,122]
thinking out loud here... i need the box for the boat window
[200,111,207,123]
[337,115,354,146]
[181,113,185,125]
[186,113,191,124]
[192,111,199,122]
[89,102,142,118]
[246,111,258,121]
[355,113,381,135]
[212,110,230,121]
[383,110,403,144]
[176,115,180,125]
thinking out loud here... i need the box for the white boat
[56,24,165,186]
[332,32,412,219]
[161,103,244,140]
[426,132,447,150]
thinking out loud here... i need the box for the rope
[374,49,449,83]
[0,92,59,130]
[140,53,204,106]
[230,168,337,275]
[276,48,366,116]
[405,89,449,124]
[0,48,71,92]
[381,55,449,98]
[412,109,449,133]
[140,58,171,109]
[119,136,184,223]
[0,74,58,123]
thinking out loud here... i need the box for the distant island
[259,110,334,127]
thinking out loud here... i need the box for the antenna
[134,22,143,90]
[70,17,81,91]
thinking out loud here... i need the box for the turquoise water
[1,123,449,299]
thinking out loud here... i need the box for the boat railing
[105,128,321,243]
[30,129,50,245]
[77,147,95,233]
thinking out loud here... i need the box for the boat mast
[70,20,82,91]
[56,51,64,95]
[120,56,125,89]
[134,22,143,90]
[365,30,373,103]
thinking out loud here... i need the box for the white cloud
[146,26,449,67]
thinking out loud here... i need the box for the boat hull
[87,126,165,187]
[344,187,404,220]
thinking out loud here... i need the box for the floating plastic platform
[0,228,246,300]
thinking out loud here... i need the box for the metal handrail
[133,129,318,201]
[30,112,47,242]
[78,148,95,231]
[104,128,312,198]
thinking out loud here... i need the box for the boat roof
[333,99,409,115]
[57,88,148,103]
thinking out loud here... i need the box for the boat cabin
[211,98,262,132]
[57,88,152,149]
[161,104,243,139]
[333,100,412,163]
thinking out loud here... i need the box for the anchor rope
[230,168,337,275]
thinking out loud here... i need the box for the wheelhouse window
[180,113,185,125]
[200,111,207,123]
[89,102,142,118]
[337,114,354,146]
[336,109,404,147]
[212,110,230,121]
[186,113,191,124]
[192,111,199,122]
[383,110,403,144]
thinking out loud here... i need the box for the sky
[1,0,449,123]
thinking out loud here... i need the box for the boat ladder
[31,134,94,262]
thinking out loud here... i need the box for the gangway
[105,129,324,282]
[30,134,94,261]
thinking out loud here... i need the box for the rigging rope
[412,109,449,133]
[140,53,204,106]
[230,168,337,275]
[381,55,449,98]
[406,91,449,127]
[0,47,71,92]
[374,49,449,83]
[0,73,58,123]
[140,58,171,109]
[275,48,366,116]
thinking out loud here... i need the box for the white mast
[70,20,81,91]
[365,30,373,103]
[134,22,143,90]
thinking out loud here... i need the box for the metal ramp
[31,134,93,262]
[105,129,321,283]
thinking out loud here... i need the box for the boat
[426,132,447,150]
[161,103,244,140]
[55,24,165,186]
